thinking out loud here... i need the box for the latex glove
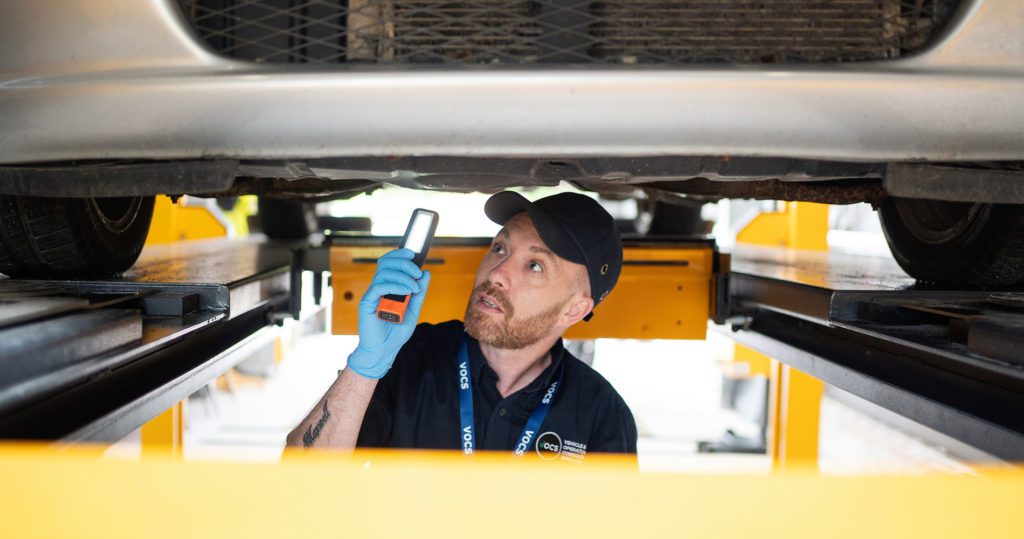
[347,248,432,379]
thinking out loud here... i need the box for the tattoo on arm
[302,401,332,447]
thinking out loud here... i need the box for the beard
[464,281,567,349]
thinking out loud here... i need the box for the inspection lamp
[377,209,439,323]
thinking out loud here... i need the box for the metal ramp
[0,239,291,442]
[725,245,1024,461]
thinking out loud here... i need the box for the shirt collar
[464,331,566,396]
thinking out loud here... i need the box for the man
[286,191,637,460]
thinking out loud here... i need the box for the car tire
[0,195,155,279]
[878,197,1024,286]
[257,197,317,240]
[635,199,704,236]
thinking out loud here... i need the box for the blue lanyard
[457,335,564,456]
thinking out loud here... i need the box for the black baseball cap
[484,191,623,321]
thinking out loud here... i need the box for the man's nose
[486,258,510,289]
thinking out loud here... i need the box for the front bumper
[2,0,1024,165]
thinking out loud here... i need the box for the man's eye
[492,244,505,254]
[529,261,543,273]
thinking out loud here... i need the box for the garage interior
[1,186,1021,536]
[3,0,1024,536]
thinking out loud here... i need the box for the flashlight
[377,208,439,323]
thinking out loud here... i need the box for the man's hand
[286,249,431,449]
[347,248,432,379]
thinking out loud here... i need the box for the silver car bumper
[2,0,1023,165]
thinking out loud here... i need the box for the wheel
[0,195,155,279]
[257,197,317,240]
[635,199,704,236]
[878,198,1024,285]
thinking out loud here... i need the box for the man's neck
[478,335,559,398]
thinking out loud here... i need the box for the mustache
[473,282,513,315]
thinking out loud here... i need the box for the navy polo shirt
[356,320,638,461]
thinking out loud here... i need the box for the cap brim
[484,192,586,266]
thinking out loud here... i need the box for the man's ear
[561,294,595,326]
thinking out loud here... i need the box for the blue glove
[347,248,432,379]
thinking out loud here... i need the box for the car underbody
[2,157,1022,208]
[3,1,1024,207]
[2,0,1024,284]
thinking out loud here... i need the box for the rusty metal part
[199,178,379,201]
[641,178,888,206]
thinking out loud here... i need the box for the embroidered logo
[536,431,587,463]
[535,431,562,461]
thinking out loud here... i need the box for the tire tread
[0,196,153,279]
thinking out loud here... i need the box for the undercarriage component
[886,163,1024,204]
[0,161,237,198]
[639,178,888,206]
[257,197,318,240]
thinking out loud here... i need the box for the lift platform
[0,233,1021,463]
[725,245,1024,461]
[0,239,291,443]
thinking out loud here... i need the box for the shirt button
[499,408,507,416]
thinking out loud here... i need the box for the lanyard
[457,335,564,456]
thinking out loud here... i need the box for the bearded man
[287,191,637,460]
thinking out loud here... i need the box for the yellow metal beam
[145,195,228,245]
[139,401,185,458]
[331,241,715,340]
[731,343,771,378]
[768,360,825,469]
[0,445,1018,538]
[735,207,790,247]
[786,202,829,251]
[736,202,829,250]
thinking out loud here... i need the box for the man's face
[464,213,591,349]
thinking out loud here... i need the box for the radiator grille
[178,0,959,65]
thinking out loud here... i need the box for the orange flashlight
[377,208,438,323]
